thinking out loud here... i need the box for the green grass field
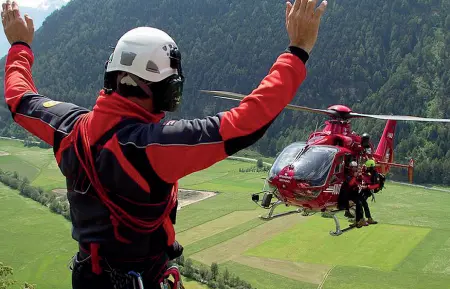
[0,184,76,289]
[245,216,431,270]
[2,138,450,289]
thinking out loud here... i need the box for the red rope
[90,243,102,274]
[72,113,177,236]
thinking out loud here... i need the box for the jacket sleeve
[368,183,380,190]
[3,42,89,152]
[145,49,308,184]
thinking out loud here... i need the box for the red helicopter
[201,90,450,236]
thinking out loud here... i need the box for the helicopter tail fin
[375,120,397,174]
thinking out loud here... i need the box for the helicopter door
[330,155,345,185]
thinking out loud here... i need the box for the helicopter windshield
[291,146,338,187]
[269,142,307,179]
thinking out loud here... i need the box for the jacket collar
[92,90,165,123]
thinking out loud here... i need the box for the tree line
[0,170,70,221]
[172,256,254,289]
[239,159,271,173]
[0,261,35,289]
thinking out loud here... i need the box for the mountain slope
[0,0,448,184]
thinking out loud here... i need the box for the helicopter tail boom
[375,120,396,174]
[377,158,414,183]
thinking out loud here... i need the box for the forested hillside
[0,0,448,184]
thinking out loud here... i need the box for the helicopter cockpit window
[291,146,338,187]
[268,142,307,179]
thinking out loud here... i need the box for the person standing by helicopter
[340,161,371,228]
[338,160,358,219]
[359,159,379,225]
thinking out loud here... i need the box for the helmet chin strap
[115,72,160,113]
[125,73,154,99]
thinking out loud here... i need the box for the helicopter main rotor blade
[200,90,334,117]
[349,112,450,123]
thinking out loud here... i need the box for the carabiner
[128,271,144,289]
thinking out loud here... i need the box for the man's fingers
[299,0,308,14]
[285,1,292,27]
[12,1,19,19]
[305,0,317,16]
[1,3,6,24]
[6,0,12,22]
[25,14,33,30]
[314,0,328,20]
[286,1,293,17]
[292,0,302,13]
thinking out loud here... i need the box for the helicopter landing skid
[259,200,303,220]
[329,213,355,236]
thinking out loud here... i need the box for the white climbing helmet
[349,161,358,167]
[106,27,180,83]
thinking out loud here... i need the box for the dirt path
[233,255,331,285]
[177,189,216,210]
[50,188,216,208]
[52,189,67,195]
[0,151,10,156]
[227,156,272,166]
[190,213,307,264]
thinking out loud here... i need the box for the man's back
[2,0,328,287]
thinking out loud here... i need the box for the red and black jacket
[4,42,308,277]
[362,171,381,191]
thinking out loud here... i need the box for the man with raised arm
[1,0,327,288]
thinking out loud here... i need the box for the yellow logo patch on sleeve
[42,100,62,108]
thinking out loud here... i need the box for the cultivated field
[2,138,450,289]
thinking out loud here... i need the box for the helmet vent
[120,51,137,66]
[146,61,160,74]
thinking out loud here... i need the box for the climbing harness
[69,253,184,289]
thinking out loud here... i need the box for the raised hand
[1,1,34,46]
[285,0,327,54]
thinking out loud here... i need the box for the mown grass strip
[184,218,265,257]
